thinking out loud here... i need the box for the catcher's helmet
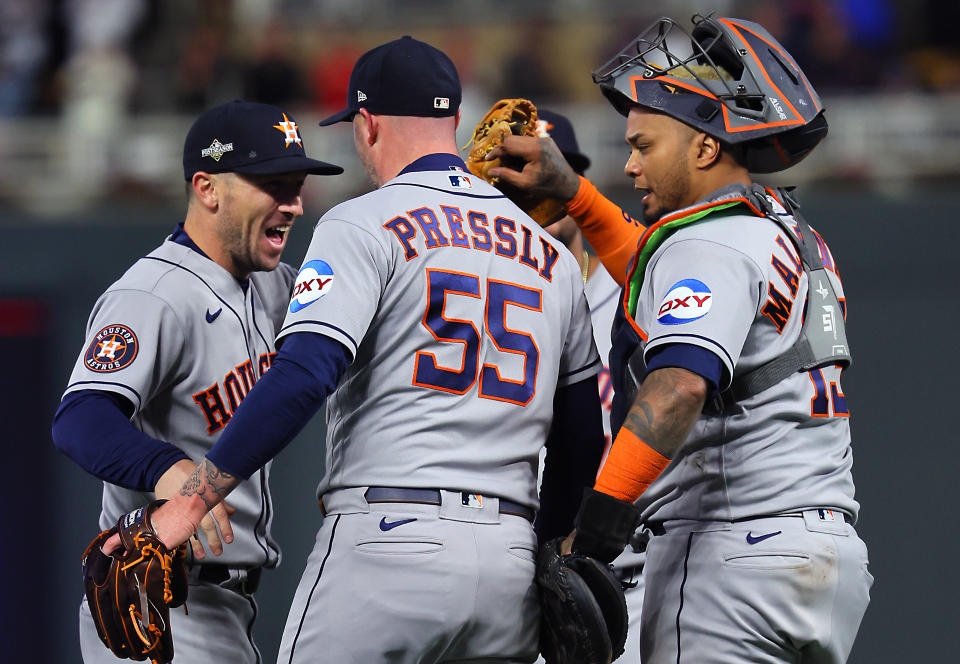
[592,15,827,173]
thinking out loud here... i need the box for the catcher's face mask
[593,14,828,173]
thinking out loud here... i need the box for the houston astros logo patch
[290,260,335,313]
[535,119,555,137]
[85,324,139,372]
[657,279,712,325]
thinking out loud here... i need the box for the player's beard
[216,205,272,278]
[641,150,691,223]
[356,142,379,188]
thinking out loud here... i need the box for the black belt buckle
[197,565,261,597]
[239,567,261,596]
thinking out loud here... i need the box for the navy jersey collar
[398,153,468,176]
[170,223,249,292]
[170,223,209,258]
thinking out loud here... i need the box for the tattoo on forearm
[179,460,238,510]
[537,140,580,200]
[623,368,707,458]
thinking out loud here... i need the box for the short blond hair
[669,63,734,81]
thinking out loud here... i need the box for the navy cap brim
[318,107,358,127]
[232,155,343,176]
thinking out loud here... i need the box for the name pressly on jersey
[193,352,276,434]
[383,205,561,281]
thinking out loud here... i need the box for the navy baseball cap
[183,100,343,180]
[536,109,591,175]
[318,36,461,126]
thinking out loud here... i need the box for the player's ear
[454,108,461,129]
[694,132,722,169]
[356,108,378,146]
[191,172,219,211]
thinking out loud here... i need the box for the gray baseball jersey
[65,239,292,567]
[274,161,599,663]
[278,168,600,508]
[66,237,294,663]
[632,200,858,524]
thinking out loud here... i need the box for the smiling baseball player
[53,101,342,663]
[105,37,607,664]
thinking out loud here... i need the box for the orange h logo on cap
[273,113,302,147]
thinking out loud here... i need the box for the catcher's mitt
[82,500,188,664]
[536,536,629,664]
[464,98,566,226]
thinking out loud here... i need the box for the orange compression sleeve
[565,176,646,286]
[594,427,670,503]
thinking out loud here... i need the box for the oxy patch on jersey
[84,324,139,372]
[290,259,335,313]
[657,279,713,325]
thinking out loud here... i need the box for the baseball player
[52,100,342,663]
[488,15,873,664]
[108,36,607,663]
[534,108,647,664]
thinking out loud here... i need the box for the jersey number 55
[414,268,540,407]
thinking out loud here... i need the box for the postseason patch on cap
[657,279,713,325]
[84,324,139,372]
[201,138,233,162]
[290,260,335,313]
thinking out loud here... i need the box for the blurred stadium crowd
[1,0,958,214]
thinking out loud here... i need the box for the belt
[363,487,535,522]
[196,565,262,596]
[647,509,854,537]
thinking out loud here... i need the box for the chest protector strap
[726,185,852,402]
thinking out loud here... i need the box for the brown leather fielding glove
[81,500,188,664]
[464,98,566,226]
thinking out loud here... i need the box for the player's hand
[485,135,581,203]
[155,459,236,558]
[101,496,203,557]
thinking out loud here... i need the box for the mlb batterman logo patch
[290,259,335,313]
[657,279,713,325]
[84,324,139,372]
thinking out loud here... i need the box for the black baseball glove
[536,536,629,664]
